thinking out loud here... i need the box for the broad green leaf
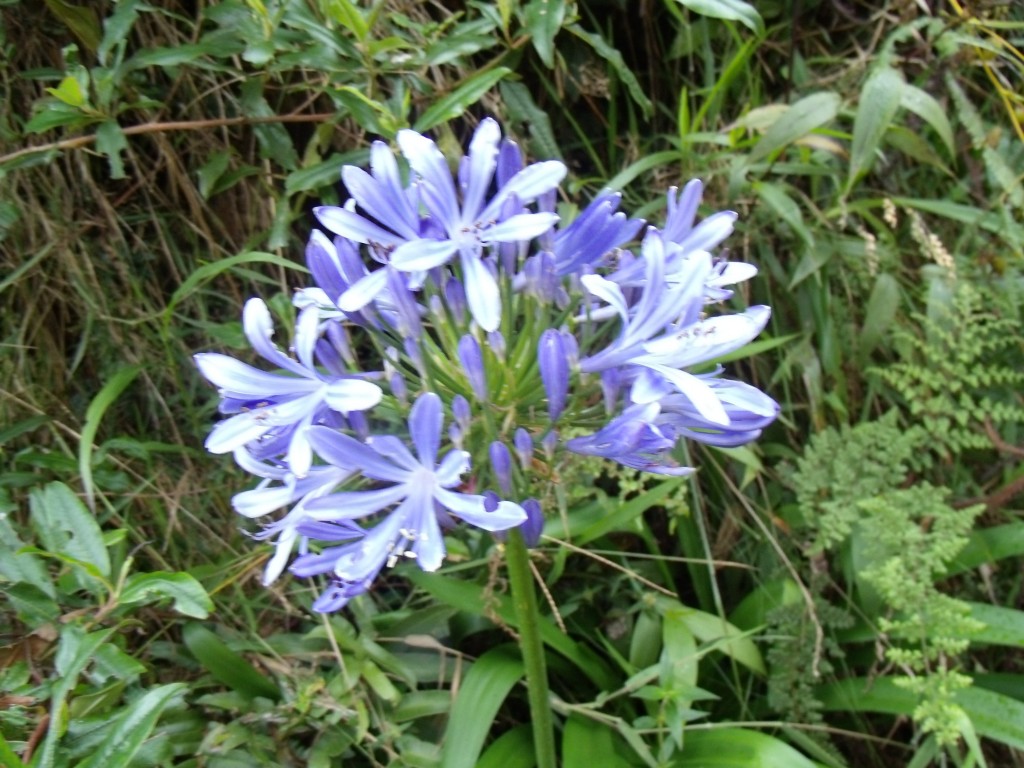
[182,623,282,701]
[97,0,141,66]
[324,0,369,41]
[629,609,662,670]
[477,724,535,768]
[95,119,127,179]
[728,579,802,631]
[563,715,634,768]
[945,522,1024,577]
[36,626,117,768]
[414,67,513,132]
[73,683,187,768]
[197,150,232,199]
[818,678,1024,750]
[858,272,901,361]
[848,67,904,188]
[900,82,955,158]
[439,646,524,768]
[334,87,394,138]
[80,365,142,511]
[29,482,110,581]
[567,24,653,118]
[672,728,821,767]
[0,513,56,597]
[676,0,763,34]
[654,597,765,675]
[24,102,97,134]
[393,690,452,723]
[747,92,841,165]
[120,571,213,618]
[523,0,566,68]
[967,602,1024,648]
[43,0,101,52]
[45,76,87,107]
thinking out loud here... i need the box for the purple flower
[316,119,567,331]
[553,192,644,276]
[291,393,527,611]
[579,231,771,429]
[566,403,694,476]
[194,298,383,476]
[230,448,357,585]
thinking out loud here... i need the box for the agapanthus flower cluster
[196,118,778,612]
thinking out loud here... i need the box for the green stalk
[505,528,557,768]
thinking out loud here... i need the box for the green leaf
[45,75,87,108]
[0,514,56,598]
[523,0,567,67]
[654,597,765,675]
[747,92,840,166]
[182,623,282,701]
[477,724,535,768]
[37,626,118,768]
[439,646,524,768]
[967,602,1024,648]
[24,102,97,134]
[575,476,685,544]
[97,0,140,66]
[900,83,955,158]
[605,150,684,192]
[285,150,368,195]
[567,24,653,118]
[164,250,307,321]
[80,364,142,511]
[499,81,562,160]
[0,732,26,768]
[324,0,369,41]
[120,571,213,618]
[95,119,127,179]
[858,272,901,361]
[126,43,221,69]
[414,67,513,133]
[407,569,617,690]
[29,482,110,582]
[848,67,904,188]
[43,0,101,52]
[818,678,1024,750]
[753,181,814,249]
[197,150,232,199]
[945,523,1024,577]
[72,683,186,768]
[671,0,764,35]
[563,715,634,768]
[671,728,820,767]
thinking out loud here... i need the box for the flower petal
[390,238,459,272]
[433,487,527,531]
[462,255,501,332]
[408,392,443,465]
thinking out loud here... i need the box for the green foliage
[790,411,923,553]
[873,283,1024,462]
[3,0,1023,765]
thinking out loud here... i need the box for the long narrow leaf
[440,646,524,768]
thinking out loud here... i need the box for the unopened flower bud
[457,334,488,401]
[514,427,533,470]
[538,328,570,422]
[489,441,513,494]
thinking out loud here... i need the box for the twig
[0,112,337,166]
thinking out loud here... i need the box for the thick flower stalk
[195,117,778,613]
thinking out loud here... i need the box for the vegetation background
[1,0,1022,765]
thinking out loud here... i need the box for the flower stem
[505,528,557,768]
